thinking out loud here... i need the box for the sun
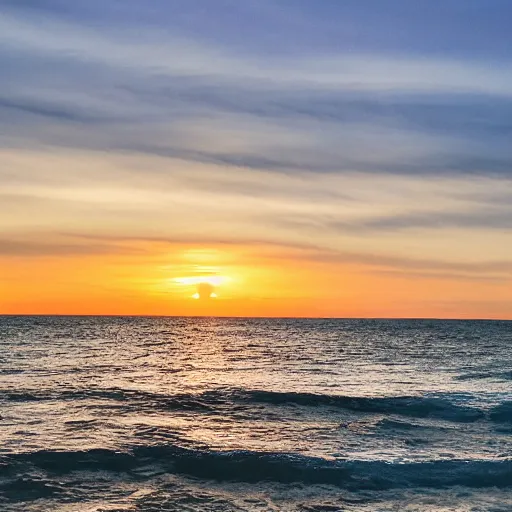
[173,275,229,300]
[192,289,218,300]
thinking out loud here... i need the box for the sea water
[0,316,511,511]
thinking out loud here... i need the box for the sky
[1,0,511,318]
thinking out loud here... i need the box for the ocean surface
[0,316,511,511]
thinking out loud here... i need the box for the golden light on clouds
[173,276,229,286]
[1,235,511,319]
[170,251,233,300]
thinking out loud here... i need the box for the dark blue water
[1,316,511,511]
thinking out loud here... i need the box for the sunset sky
[1,1,511,318]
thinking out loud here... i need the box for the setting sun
[191,282,218,300]
[173,272,230,300]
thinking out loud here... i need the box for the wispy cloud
[1,1,512,315]
[333,207,512,232]
[1,6,512,177]
[0,238,128,257]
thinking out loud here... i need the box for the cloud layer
[1,1,511,315]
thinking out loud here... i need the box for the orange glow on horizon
[0,240,511,319]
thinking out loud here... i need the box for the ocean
[0,316,511,511]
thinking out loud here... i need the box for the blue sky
[1,1,512,316]
[2,0,512,177]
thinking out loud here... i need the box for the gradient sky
[1,0,511,318]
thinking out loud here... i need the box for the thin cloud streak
[1,6,511,179]
[0,238,131,257]
[5,232,510,284]
[2,10,512,95]
[333,208,512,232]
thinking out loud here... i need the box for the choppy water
[0,316,511,511]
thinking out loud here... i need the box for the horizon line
[1,314,510,322]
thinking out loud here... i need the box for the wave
[239,390,486,423]
[1,445,511,491]
[489,402,512,424]
[3,388,220,412]
[0,477,65,502]
[2,387,501,423]
[455,370,512,381]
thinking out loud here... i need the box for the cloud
[334,208,512,232]
[314,249,512,276]
[1,147,511,251]
[0,238,127,257]
[17,232,511,281]
[370,269,510,284]
[0,4,511,182]
[2,95,511,177]
[3,7,512,95]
